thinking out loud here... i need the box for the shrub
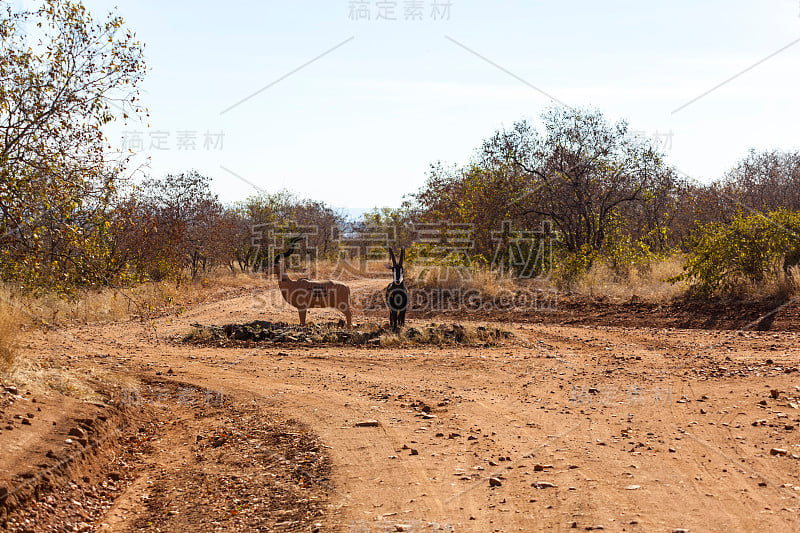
[671,209,800,296]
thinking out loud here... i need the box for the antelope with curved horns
[385,247,409,330]
[266,236,353,328]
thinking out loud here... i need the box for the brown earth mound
[183,320,513,347]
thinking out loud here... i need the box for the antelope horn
[274,236,303,264]
[388,247,397,267]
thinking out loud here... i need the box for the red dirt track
[2,279,800,532]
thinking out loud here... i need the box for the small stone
[672,529,690,533]
[21,418,30,425]
[770,389,780,399]
[669,447,676,453]
[68,427,86,438]
[625,485,641,490]
[354,420,380,427]
[770,448,788,456]
[489,477,502,487]
[409,448,419,456]
[532,481,557,489]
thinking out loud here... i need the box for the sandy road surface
[14,280,800,532]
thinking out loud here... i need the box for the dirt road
[6,280,800,532]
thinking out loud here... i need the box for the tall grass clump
[574,254,685,302]
[0,293,21,373]
[412,264,518,298]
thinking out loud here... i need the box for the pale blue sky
[75,0,800,209]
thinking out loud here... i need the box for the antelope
[266,237,353,328]
[385,247,409,330]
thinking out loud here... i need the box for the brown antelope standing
[266,237,353,328]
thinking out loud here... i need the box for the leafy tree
[125,172,223,280]
[481,106,675,254]
[235,190,346,270]
[0,0,145,292]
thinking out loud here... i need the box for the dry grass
[2,269,269,329]
[406,259,687,304]
[0,300,21,373]
[572,255,685,302]
[725,265,800,302]
[0,269,268,395]
[411,264,519,298]
[782,265,800,298]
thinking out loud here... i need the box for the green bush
[671,209,800,296]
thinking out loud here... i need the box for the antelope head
[388,247,404,285]
[265,236,302,277]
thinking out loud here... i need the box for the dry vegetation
[573,255,686,302]
[0,300,21,373]
[409,258,686,303]
[411,264,520,296]
[1,270,267,328]
[0,270,271,394]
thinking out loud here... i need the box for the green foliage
[554,210,670,286]
[601,211,665,276]
[556,244,599,284]
[359,204,417,251]
[671,209,800,296]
